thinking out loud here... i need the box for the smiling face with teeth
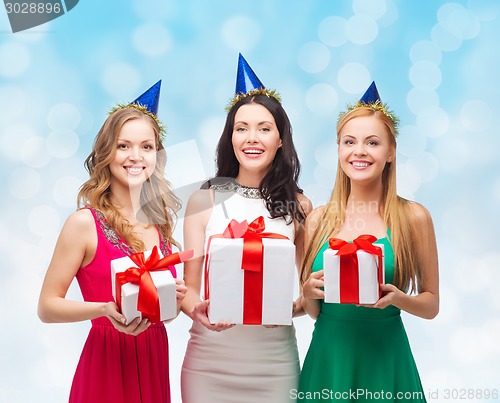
[231,103,282,186]
[109,117,157,191]
[338,115,395,185]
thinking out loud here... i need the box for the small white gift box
[111,248,177,325]
[324,240,384,305]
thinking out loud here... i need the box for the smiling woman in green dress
[298,82,439,402]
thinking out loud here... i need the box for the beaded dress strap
[208,178,261,199]
[86,207,170,256]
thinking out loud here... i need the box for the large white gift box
[111,249,177,325]
[206,237,296,325]
[324,242,384,304]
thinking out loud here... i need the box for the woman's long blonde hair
[77,107,181,251]
[300,107,421,293]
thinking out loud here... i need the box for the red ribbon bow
[328,234,383,304]
[115,246,185,323]
[205,216,289,324]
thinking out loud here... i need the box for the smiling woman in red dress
[37,81,186,403]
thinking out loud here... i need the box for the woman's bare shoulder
[307,205,325,221]
[64,208,95,232]
[296,193,313,216]
[405,201,433,226]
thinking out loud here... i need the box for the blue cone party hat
[235,53,265,95]
[132,80,162,116]
[110,80,165,138]
[226,53,281,111]
[359,81,381,105]
[341,81,399,134]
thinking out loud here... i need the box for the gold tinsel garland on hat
[225,88,282,112]
[339,100,400,135]
[108,103,166,140]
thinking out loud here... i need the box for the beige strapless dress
[181,183,299,403]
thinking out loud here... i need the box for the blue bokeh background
[1,1,499,402]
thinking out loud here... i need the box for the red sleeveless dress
[69,208,172,403]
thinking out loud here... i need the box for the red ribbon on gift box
[115,246,192,323]
[328,234,384,304]
[205,216,289,325]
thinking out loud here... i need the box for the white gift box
[111,250,177,325]
[324,244,384,304]
[206,237,295,325]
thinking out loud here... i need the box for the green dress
[298,237,426,402]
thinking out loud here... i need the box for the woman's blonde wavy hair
[77,107,181,252]
[300,107,421,293]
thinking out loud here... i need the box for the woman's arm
[299,206,325,319]
[37,209,149,335]
[38,209,109,322]
[374,203,439,319]
[180,190,211,316]
[181,190,233,331]
[292,193,313,317]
